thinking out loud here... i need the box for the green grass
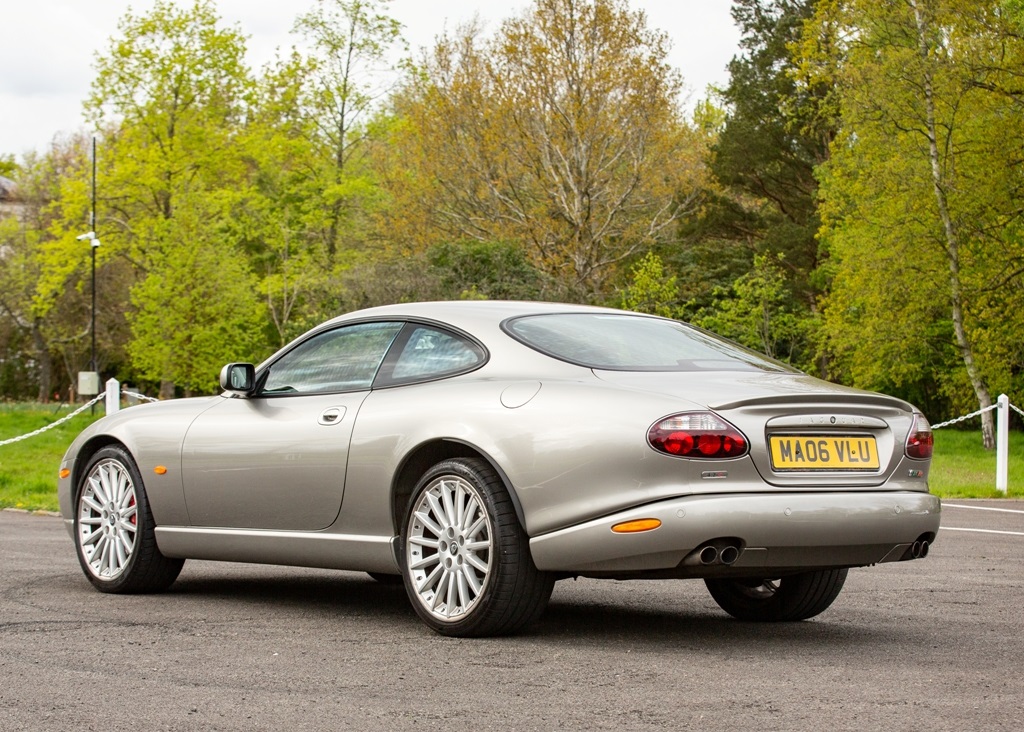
[0,403,102,513]
[930,428,1024,498]
[0,404,1020,512]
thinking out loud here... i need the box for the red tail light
[905,413,933,459]
[648,413,748,459]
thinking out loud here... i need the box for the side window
[261,322,403,395]
[387,325,485,383]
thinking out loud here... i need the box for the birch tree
[800,0,1024,446]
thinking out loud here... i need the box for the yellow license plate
[769,435,879,471]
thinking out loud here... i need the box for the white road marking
[943,503,1024,515]
[942,527,1024,537]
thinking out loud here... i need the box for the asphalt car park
[1,500,1021,731]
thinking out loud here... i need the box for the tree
[619,252,680,318]
[127,201,264,394]
[692,253,817,362]
[800,0,1024,446]
[0,136,132,401]
[384,0,705,301]
[339,239,548,308]
[673,0,833,373]
[85,0,259,397]
[292,0,405,263]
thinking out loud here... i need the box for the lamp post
[90,235,98,373]
[75,230,100,408]
[76,136,100,412]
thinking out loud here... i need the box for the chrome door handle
[318,406,347,426]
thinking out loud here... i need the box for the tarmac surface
[1,500,1022,731]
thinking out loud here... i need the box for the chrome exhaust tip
[719,545,740,565]
[699,545,719,565]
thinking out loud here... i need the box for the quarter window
[385,325,485,383]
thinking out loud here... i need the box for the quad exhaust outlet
[689,539,743,567]
[910,540,929,559]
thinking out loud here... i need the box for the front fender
[58,396,223,527]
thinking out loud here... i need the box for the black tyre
[74,445,184,593]
[401,458,554,637]
[705,569,848,622]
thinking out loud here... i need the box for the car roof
[321,300,643,331]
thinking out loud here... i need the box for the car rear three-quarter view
[57,301,940,637]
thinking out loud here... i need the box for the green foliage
[291,0,406,262]
[126,206,265,393]
[426,240,546,301]
[691,253,817,366]
[801,0,1024,422]
[619,252,680,318]
[670,0,830,374]
[340,239,547,307]
[0,154,17,178]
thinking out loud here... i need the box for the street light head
[76,231,95,241]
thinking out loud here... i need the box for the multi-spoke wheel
[705,569,848,622]
[74,445,183,593]
[401,458,553,637]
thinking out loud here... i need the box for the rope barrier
[0,394,105,447]
[931,403,1001,430]
[0,387,161,448]
[121,389,160,404]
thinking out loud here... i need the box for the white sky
[0,0,741,159]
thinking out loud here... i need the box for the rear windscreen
[503,313,793,373]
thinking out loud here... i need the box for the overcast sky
[0,0,741,160]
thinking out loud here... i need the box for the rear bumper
[529,491,940,576]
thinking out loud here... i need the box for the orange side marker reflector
[154,466,168,475]
[611,518,662,533]
[59,469,71,479]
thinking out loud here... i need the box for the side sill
[155,526,399,574]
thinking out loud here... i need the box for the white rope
[1011,402,1024,420]
[931,403,1000,430]
[0,395,105,447]
[121,389,160,404]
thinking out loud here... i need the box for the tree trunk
[159,379,175,400]
[31,319,52,403]
[912,1,994,448]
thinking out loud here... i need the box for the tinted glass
[262,322,404,394]
[389,326,485,381]
[505,314,792,372]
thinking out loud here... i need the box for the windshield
[503,313,794,373]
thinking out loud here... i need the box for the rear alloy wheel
[401,458,554,637]
[75,445,184,593]
[705,569,848,622]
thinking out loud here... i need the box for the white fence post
[105,377,120,415]
[996,393,1009,494]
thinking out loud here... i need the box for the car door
[180,321,405,531]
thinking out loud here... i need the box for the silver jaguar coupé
[58,301,940,636]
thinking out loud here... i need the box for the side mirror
[219,363,256,396]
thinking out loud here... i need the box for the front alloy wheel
[74,445,183,593]
[78,455,138,581]
[402,458,553,637]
